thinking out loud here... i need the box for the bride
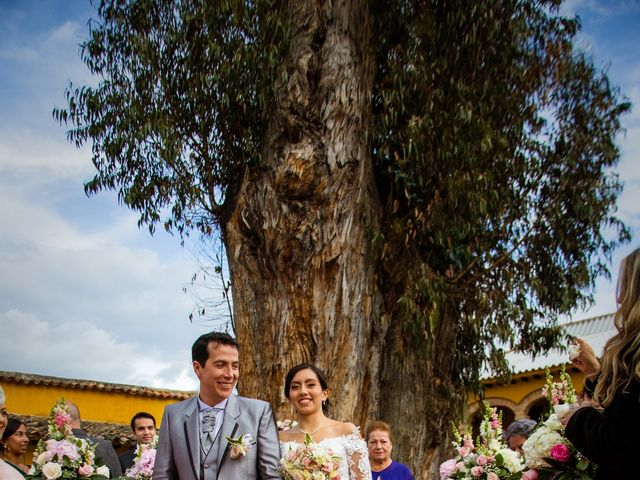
[279,363,372,480]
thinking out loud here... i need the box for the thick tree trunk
[224,0,384,425]
[379,303,463,478]
[224,2,460,478]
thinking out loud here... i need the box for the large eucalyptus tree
[55,0,629,476]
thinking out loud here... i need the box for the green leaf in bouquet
[576,458,589,471]
[556,471,574,480]
[495,452,504,467]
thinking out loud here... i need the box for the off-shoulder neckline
[279,429,363,446]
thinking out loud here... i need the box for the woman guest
[0,386,26,480]
[1,417,29,475]
[504,419,536,455]
[563,248,640,479]
[279,363,372,480]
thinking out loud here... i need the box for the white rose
[36,451,49,466]
[553,404,571,420]
[522,427,566,469]
[543,414,563,431]
[568,343,581,361]
[95,465,110,477]
[42,462,63,480]
[496,448,525,473]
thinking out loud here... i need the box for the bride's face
[288,368,328,415]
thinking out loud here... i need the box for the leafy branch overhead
[54,0,629,425]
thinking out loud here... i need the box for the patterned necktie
[201,408,221,453]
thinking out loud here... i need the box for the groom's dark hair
[192,331,239,366]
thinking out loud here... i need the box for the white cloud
[561,0,640,17]
[0,136,91,191]
[0,161,223,389]
[0,309,198,391]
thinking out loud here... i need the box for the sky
[0,0,639,391]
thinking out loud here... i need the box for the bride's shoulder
[329,420,362,438]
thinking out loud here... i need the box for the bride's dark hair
[284,363,331,415]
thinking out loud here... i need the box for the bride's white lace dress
[280,430,372,480]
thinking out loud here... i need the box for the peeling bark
[225,0,383,425]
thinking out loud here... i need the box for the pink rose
[470,466,484,477]
[522,469,539,480]
[487,473,499,480]
[458,446,471,457]
[476,454,488,466]
[439,459,458,479]
[549,444,571,462]
[78,464,94,477]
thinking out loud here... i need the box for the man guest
[153,331,281,480]
[367,421,414,479]
[119,412,157,472]
[66,402,123,478]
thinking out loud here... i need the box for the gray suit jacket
[152,395,281,480]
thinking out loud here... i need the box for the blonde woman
[0,386,25,480]
[564,248,640,479]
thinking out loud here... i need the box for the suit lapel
[216,395,240,476]
[183,398,201,480]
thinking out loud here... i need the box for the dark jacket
[565,377,640,479]
[118,447,136,473]
[72,428,123,478]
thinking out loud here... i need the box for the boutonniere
[226,433,255,459]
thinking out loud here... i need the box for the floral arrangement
[27,399,110,479]
[521,367,595,480]
[124,435,158,479]
[439,402,525,480]
[280,433,341,480]
[226,433,254,459]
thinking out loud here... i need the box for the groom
[153,332,281,480]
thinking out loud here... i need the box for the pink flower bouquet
[279,433,341,480]
[124,435,158,480]
[27,399,110,479]
[439,402,525,480]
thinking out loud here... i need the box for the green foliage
[53,0,288,236]
[371,0,629,386]
[55,0,629,391]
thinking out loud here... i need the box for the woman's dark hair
[284,363,331,414]
[1,417,23,442]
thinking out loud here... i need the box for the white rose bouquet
[521,367,596,479]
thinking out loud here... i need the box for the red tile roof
[0,370,194,400]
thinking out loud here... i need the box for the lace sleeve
[343,431,373,480]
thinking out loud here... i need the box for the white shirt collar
[197,396,228,411]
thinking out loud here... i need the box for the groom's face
[194,342,240,404]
